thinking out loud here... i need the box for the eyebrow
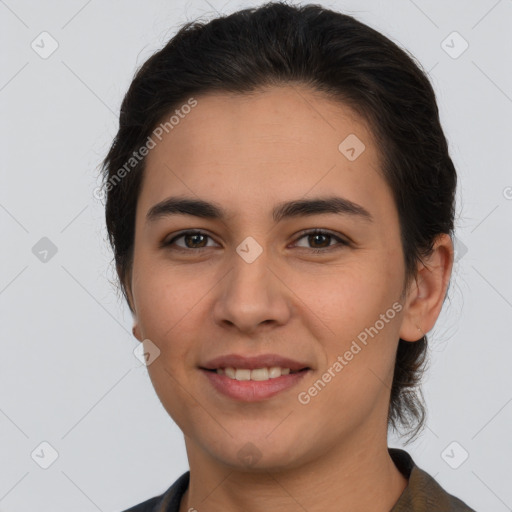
[146,195,373,224]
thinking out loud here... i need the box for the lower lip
[201,369,310,402]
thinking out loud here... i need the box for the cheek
[132,260,206,336]
[292,261,402,385]
[291,259,401,335]
[296,273,401,429]
[132,265,207,427]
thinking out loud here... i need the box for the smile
[201,367,310,401]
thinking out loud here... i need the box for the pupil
[187,233,206,248]
[310,234,329,248]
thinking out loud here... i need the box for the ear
[399,233,454,342]
[129,296,144,343]
[120,265,143,343]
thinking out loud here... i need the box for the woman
[101,2,476,511]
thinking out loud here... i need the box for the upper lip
[200,353,311,371]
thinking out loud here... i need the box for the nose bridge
[213,240,290,330]
[232,240,271,296]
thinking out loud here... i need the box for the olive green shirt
[123,447,477,511]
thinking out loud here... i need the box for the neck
[179,424,408,512]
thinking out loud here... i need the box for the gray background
[1,0,511,510]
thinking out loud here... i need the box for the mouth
[199,366,311,402]
[199,353,312,401]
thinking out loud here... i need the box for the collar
[152,448,475,512]
[389,448,475,511]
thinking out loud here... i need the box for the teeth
[235,369,251,381]
[218,366,293,381]
[251,368,268,381]
[224,367,236,379]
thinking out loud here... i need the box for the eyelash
[162,229,349,254]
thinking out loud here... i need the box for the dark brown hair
[100,1,457,444]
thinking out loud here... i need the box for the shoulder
[407,464,477,511]
[121,494,163,512]
[120,471,190,512]
[389,448,477,511]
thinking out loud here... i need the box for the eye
[292,229,349,253]
[162,230,218,252]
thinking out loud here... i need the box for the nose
[212,248,292,334]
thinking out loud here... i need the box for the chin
[203,433,308,472]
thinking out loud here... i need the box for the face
[128,85,413,471]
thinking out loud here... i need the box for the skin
[127,85,453,512]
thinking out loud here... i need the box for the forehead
[138,85,390,219]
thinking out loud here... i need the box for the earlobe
[398,233,454,342]
[124,278,143,342]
